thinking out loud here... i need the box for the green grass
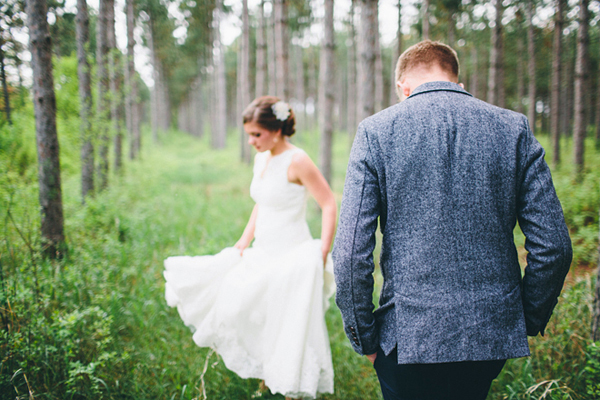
[1,125,599,399]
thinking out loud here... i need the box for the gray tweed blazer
[332,81,572,364]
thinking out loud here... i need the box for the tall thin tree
[359,0,377,122]
[422,0,430,39]
[347,0,357,134]
[319,0,335,184]
[213,0,227,148]
[526,0,536,133]
[0,34,11,125]
[106,0,123,171]
[240,0,251,162]
[76,0,94,202]
[573,0,589,175]
[487,0,503,107]
[551,0,564,166]
[389,0,402,105]
[97,0,110,190]
[273,0,290,100]
[26,0,65,256]
[374,5,384,112]
[256,0,267,98]
[126,0,140,159]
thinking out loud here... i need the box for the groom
[333,40,572,400]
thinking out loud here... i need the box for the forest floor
[2,127,599,399]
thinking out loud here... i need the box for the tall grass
[0,125,598,399]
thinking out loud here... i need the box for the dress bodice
[250,147,312,254]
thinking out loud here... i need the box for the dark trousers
[373,347,506,400]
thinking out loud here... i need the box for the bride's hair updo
[242,96,296,137]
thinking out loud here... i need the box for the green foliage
[1,112,599,400]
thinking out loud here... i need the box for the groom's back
[362,82,535,363]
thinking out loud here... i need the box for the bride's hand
[321,247,329,268]
[234,238,251,256]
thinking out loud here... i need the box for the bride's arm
[234,204,258,255]
[289,153,337,265]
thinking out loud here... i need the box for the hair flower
[272,101,290,121]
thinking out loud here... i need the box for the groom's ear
[399,79,411,99]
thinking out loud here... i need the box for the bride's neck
[269,139,291,156]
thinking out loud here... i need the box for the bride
[164,96,337,399]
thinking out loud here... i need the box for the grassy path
[3,128,597,399]
[92,131,381,399]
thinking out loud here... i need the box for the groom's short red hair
[395,40,460,83]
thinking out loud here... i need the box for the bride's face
[244,121,281,152]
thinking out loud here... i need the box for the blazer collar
[408,81,473,99]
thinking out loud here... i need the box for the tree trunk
[595,49,600,144]
[551,0,564,166]
[256,0,267,98]
[26,0,65,256]
[469,44,478,99]
[213,0,227,148]
[273,0,290,100]
[487,0,503,107]
[267,9,277,96]
[97,0,110,190]
[422,0,430,39]
[0,35,11,125]
[106,0,122,172]
[573,0,589,175]
[389,0,402,105]
[240,0,251,162]
[319,0,335,184]
[126,0,140,159]
[374,6,384,112]
[526,0,536,133]
[294,44,306,126]
[147,19,159,142]
[359,0,377,122]
[76,0,94,202]
[347,0,358,134]
[593,211,600,341]
[516,35,525,114]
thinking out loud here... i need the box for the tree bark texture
[294,44,305,125]
[106,0,122,172]
[240,0,251,163]
[422,0,430,39]
[359,0,377,122]
[573,0,589,175]
[267,9,277,96]
[273,0,290,100]
[319,0,335,184]
[97,0,110,190]
[0,35,11,125]
[374,6,384,112]
[76,0,94,202]
[487,0,503,107]
[147,19,159,142]
[469,44,478,99]
[213,0,227,148]
[594,211,600,341]
[347,0,358,135]
[526,0,536,133]
[26,0,65,256]
[389,0,402,105]
[551,0,564,166]
[126,0,140,159]
[256,0,267,98]
[516,35,525,114]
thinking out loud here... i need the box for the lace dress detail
[164,147,335,399]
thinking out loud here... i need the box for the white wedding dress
[164,147,335,399]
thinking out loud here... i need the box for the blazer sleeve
[332,123,381,355]
[516,117,572,336]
